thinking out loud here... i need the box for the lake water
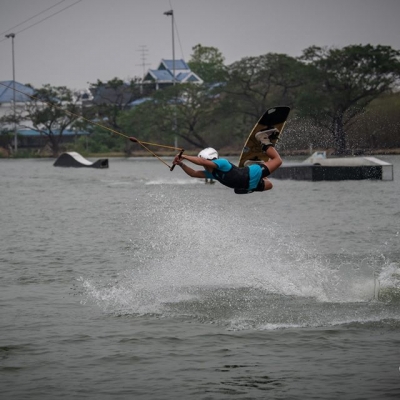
[1,155,400,399]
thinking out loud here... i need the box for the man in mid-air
[172,128,282,194]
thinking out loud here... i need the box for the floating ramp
[54,152,108,168]
[272,152,393,181]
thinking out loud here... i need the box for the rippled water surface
[1,155,400,399]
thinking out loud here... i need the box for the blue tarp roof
[128,97,152,107]
[0,81,35,103]
[17,129,90,137]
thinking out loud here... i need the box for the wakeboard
[238,106,291,167]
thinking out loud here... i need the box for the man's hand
[173,153,183,166]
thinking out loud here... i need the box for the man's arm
[179,163,206,178]
[180,155,216,168]
[173,154,213,178]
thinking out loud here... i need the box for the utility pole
[5,33,17,152]
[136,45,150,94]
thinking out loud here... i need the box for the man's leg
[263,146,282,174]
[262,147,282,191]
[262,177,273,191]
[255,129,282,173]
[255,129,283,191]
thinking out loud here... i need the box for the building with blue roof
[0,80,35,121]
[0,81,89,150]
[0,81,36,136]
[84,59,204,108]
[0,80,35,103]
[143,59,203,90]
[160,59,190,71]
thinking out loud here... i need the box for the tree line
[1,43,400,157]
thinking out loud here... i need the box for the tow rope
[0,81,184,170]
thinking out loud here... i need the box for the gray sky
[1,0,399,90]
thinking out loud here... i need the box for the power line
[0,0,68,36]
[136,45,151,78]
[0,0,84,44]
[174,17,185,62]
[168,0,185,61]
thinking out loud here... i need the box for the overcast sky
[1,0,399,90]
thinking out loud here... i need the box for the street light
[163,10,178,148]
[163,10,175,85]
[5,33,17,152]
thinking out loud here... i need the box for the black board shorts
[254,165,271,191]
[234,165,271,194]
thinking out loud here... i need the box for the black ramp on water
[54,152,109,168]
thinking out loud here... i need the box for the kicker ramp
[54,152,108,168]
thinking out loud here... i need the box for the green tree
[20,85,80,157]
[85,77,143,154]
[188,44,228,83]
[119,83,219,150]
[0,129,14,156]
[297,44,400,153]
[346,92,400,150]
[88,78,142,129]
[219,53,306,142]
[225,53,306,119]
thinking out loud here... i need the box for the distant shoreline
[1,147,400,159]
